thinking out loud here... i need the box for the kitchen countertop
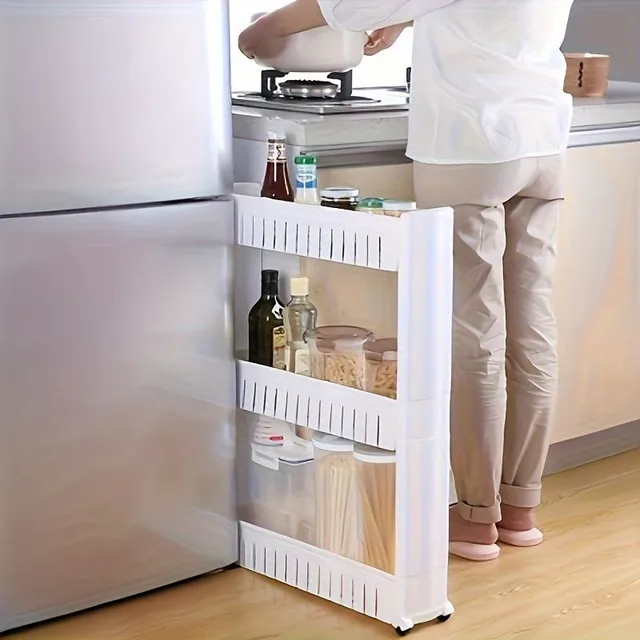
[233,81,640,155]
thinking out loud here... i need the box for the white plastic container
[382,200,417,218]
[354,444,396,574]
[250,13,367,73]
[247,419,315,544]
[313,433,358,560]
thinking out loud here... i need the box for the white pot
[250,13,367,73]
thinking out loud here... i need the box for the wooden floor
[11,449,640,640]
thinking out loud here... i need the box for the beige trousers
[414,156,564,524]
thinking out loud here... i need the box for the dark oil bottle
[261,133,294,202]
[248,270,286,369]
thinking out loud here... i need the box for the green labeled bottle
[248,269,286,369]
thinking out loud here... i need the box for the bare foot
[449,506,498,545]
[500,504,537,532]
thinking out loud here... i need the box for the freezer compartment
[0,200,237,631]
[0,0,232,215]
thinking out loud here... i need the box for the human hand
[238,17,286,61]
[364,24,407,56]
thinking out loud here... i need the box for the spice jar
[364,338,398,399]
[354,443,396,574]
[356,197,385,214]
[320,187,360,211]
[313,433,358,559]
[382,200,417,218]
[305,326,373,390]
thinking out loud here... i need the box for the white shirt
[318,0,575,164]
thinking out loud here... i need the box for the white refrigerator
[0,0,237,631]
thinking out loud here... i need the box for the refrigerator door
[0,199,237,632]
[0,0,232,215]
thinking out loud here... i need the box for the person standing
[239,0,575,561]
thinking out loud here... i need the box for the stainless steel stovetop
[232,88,410,115]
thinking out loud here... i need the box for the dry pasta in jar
[305,326,373,390]
[354,443,396,574]
[313,433,359,560]
[364,337,398,399]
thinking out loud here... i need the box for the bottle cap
[295,154,317,165]
[261,269,279,287]
[320,187,359,200]
[267,131,286,141]
[290,277,309,297]
[382,200,417,212]
[312,432,354,452]
[353,443,396,464]
[357,197,385,211]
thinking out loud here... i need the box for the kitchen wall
[563,0,640,81]
[229,1,411,91]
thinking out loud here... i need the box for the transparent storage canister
[354,443,396,574]
[313,433,359,560]
[365,338,398,399]
[248,419,315,544]
[306,326,373,390]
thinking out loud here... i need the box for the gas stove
[232,69,410,115]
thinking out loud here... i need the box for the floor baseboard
[545,420,640,475]
[449,420,640,505]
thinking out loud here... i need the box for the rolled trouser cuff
[500,483,541,509]
[456,500,502,524]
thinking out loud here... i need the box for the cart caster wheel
[438,613,452,623]
[395,627,411,637]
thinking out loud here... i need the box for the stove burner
[260,69,354,101]
[279,79,338,99]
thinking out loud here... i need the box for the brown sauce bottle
[261,132,294,202]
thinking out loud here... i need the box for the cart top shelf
[235,194,402,271]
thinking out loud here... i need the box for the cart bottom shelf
[239,522,453,632]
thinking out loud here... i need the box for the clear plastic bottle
[284,277,318,375]
[294,154,320,205]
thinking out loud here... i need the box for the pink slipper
[449,541,501,561]
[497,527,544,547]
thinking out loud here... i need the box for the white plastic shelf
[237,360,397,451]
[239,522,453,633]
[234,194,401,271]
[240,522,397,623]
[234,199,455,633]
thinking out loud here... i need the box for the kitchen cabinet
[552,141,640,441]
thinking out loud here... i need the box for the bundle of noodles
[315,452,358,560]
[356,456,396,574]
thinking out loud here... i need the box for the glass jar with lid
[364,337,398,399]
[320,187,360,211]
[305,325,373,390]
[356,197,385,214]
[382,200,417,218]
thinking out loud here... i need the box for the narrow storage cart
[234,192,454,635]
